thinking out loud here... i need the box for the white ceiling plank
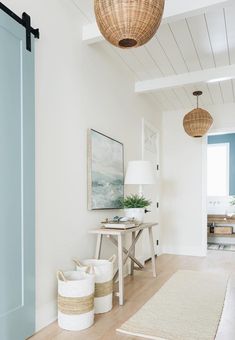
[150,93,167,111]
[105,45,140,81]
[145,38,175,76]
[82,0,234,44]
[220,80,234,102]
[163,0,234,24]
[74,0,235,107]
[183,84,207,107]
[115,49,149,80]
[207,82,224,104]
[186,15,215,69]
[162,89,183,110]
[156,24,188,74]
[146,93,165,111]
[224,6,235,64]
[172,88,191,109]
[73,0,94,23]
[156,91,175,111]
[135,64,235,93]
[168,20,202,72]
[131,46,163,79]
[197,83,213,105]
[205,8,229,67]
[173,87,193,108]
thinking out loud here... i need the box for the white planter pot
[124,208,145,223]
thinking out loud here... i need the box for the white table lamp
[125,160,156,196]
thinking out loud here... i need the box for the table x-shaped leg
[107,231,144,282]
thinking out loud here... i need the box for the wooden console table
[89,222,158,306]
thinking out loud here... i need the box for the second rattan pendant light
[94,0,165,48]
[183,91,213,138]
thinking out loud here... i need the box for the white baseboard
[162,245,206,257]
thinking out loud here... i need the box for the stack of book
[101,220,138,230]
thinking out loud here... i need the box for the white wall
[161,102,235,257]
[4,0,161,331]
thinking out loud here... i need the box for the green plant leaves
[120,194,152,208]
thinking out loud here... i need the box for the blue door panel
[0,9,35,340]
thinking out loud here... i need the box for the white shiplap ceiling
[72,0,235,111]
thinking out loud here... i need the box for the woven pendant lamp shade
[94,0,165,48]
[183,91,213,138]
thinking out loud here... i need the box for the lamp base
[138,185,143,197]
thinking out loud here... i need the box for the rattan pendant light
[183,91,213,138]
[94,0,165,48]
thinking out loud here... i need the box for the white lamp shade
[125,160,156,185]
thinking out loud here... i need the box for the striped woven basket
[74,255,116,314]
[57,269,95,331]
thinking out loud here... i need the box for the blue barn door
[0,7,35,340]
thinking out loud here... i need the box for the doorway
[207,132,235,252]
[142,119,160,261]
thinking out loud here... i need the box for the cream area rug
[117,270,229,340]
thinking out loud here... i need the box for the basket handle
[73,259,82,267]
[109,254,116,264]
[57,271,67,282]
[85,265,94,275]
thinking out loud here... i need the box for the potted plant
[121,194,152,223]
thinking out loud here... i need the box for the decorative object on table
[94,0,165,49]
[57,268,95,331]
[125,160,156,196]
[121,194,152,224]
[183,91,213,138]
[74,255,116,314]
[101,217,138,230]
[88,129,124,210]
[113,216,129,222]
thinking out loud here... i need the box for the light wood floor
[30,251,235,340]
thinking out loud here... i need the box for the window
[207,143,229,196]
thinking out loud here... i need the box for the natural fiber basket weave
[94,0,165,48]
[58,293,94,315]
[183,108,213,138]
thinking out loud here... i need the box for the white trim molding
[135,64,235,93]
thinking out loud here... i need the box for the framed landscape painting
[88,129,124,210]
